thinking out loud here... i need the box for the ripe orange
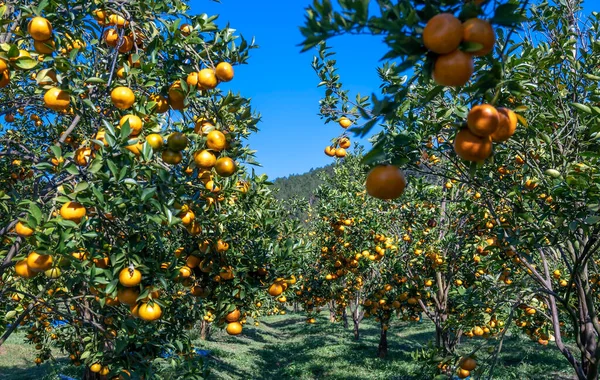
[28,17,53,41]
[44,87,70,111]
[324,146,336,157]
[206,130,227,151]
[103,28,119,47]
[225,309,241,322]
[167,132,188,151]
[268,283,283,297]
[111,87,135,110]
[467,104,499,137]
[215,157,236,177]
[0,70,9,88]
[90,363,102,373]
[194,150,216,168]
[433,50,473,87]
[490,108,517,142]
[339,117,352,128]
[423,13,463,54]
[460,357,477,371]
[179,210,195,225]
[0,59,7,73]
[226,321,242,335]
[150,94,169,114]
[117,287,140,306]
[146,134,164,150]
[74,147,93,166]
[27,252,53,272]
[15,260,37,278]
[457,368,470,379]
[366,165,407,200]
[338,137,351,149]
[462,18,495,56]
[186,72,199,87]
[205,180,220,193]
[335,148,346,158]
[215,62,234,82]
[180,23,193,36]
[119,268,142,287]
[34,39,55,54]
[60,201,86,223]
[162,150,183,165]
[194,119,214,134]
[453,128,492,162]
[125,139,144,156]
[198,68,217,90]
[168,81,185,110]
[15,221,34,237]
[138,302,162,321]
[108,14,128,28]
[117,35,133,53]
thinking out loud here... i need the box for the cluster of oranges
[453,104,518,162]
[423,13,495,87]
[324,116,352,158]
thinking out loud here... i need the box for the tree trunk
[293,302,298,313]
[342,308,348,329]
[353,317,360,340]
[329,301,336,322]
[83,368,103,380]
[377,323,388,358]
[200,320,211,341]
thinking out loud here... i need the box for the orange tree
[302,0,600,378]
[0,1,296,379]
[294,149,409,357]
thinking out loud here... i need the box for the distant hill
[272,164,333,202]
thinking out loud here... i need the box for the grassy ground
[0,312,577,379]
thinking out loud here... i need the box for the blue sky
[192,0,600,179]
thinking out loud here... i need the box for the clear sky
[191,0,600,180]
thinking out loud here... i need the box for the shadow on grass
[0,358,78,380]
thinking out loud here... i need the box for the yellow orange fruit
[423,14,463,54]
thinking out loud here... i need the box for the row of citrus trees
[295,0,600,379]
[0,1,307,379]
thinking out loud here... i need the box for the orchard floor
[0,312,576,380]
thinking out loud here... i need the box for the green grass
[0,313,577,379]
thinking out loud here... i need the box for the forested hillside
[272,165,333,202]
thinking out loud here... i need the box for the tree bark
[342,307,348,329]
[200,320,211,341]
[82,368,103,380]
[377,323,388,358]
[328,301,336,322]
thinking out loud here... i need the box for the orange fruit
[168,81,186,110]
[15,221,34,237]
[422,13,462,54]
[146,134,164,150]
[215,157,236,177]
[186,72,199,87]
[119,115,143,136]
[467,104,499,137]
[138,302,162,321]
[28,17,53,41]
[119,268,142,287]
[225,309,241,323]
[459,357,477,371]
[34,39,55,54]
[179,210,195,226]
[111,87,135,110]
[226,321,242,335]
[117,35,133,53]
[433,50,473,87]
[117,287,140,306]
[490,108,517,142]
[15,260,37,278]
[194,150,216,168]
[194,119,214,134]
[0,70,9,88]
[205,180,220,193]
[457,368,470,379]
[268,283,283,297]
[90,363,102,373]
[462,18,495,56]
[124,139,144,156]
[27,252,53,272]
[60,201,86,223]
[162,150,183,165]
[150,94,169,114]
[44,87,70,111]
[167,132,188,151]
[339,117,352,128]
[198,68,217,90]
[338,137,351,149]
[0,59,7,73]
[74,147,93,166]
[180,24,193,36]
[108,14,128,28]
[453,128,492,162]
[103,28,119,47]
[206,130,227,151]
[215,62,234,82]
[366,165,407,200]
[324,146,336,157]
[335,148,346,158]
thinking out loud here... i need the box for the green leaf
[584,216,600,225]
[85,77,107,84]
[14,57,38,70]
[572,103,591,113]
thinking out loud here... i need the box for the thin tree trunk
[200,320,211,341]
[329,301,336,322]
[82,368,103,380]
[377,322,388,358]
[342,308,348,329]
